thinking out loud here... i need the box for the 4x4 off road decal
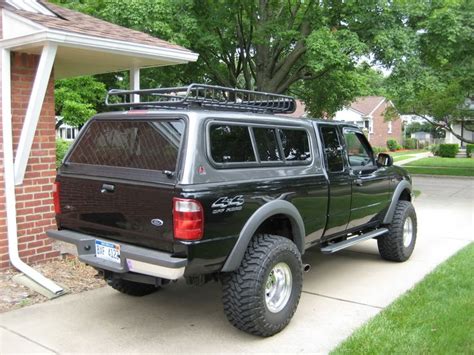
[211,195,245,214]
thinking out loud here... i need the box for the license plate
[95,240,121,264]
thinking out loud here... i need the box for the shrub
[56,139,72,168]
[403,138,417,150]
[438,144,459,158]
[466,144,474,158]
[372,146,387,154]
[387,139,398,152]
[430,144,440,156]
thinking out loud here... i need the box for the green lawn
[404,157,474,177]
[332,243,474,355]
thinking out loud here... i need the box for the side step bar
[320,228,388,254]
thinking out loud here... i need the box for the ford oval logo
[151,219,164,227]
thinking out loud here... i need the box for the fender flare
[383,180,412,224]
[221,200,305,272]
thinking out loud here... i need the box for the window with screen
[343,130,374,168]
[253,127,281,161]
[210,125,256,163]
[68,120,184,171]
[279,129,311,162]
[320,126,344,172]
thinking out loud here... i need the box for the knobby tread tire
[109,278,160,297]
[378,200,417,262]
[221,234,302,337]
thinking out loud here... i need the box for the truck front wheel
[378,200,417,262]
[221,234,303,337]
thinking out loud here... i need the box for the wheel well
[399,188,412,202]
[256,214,294,242]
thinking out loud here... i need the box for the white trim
[1,48,64,295]
[14,43,57,185]
[368,98,386,116]
[388,121,392,134]
[7,0,56,16]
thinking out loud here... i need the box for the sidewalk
[1,177,472,354]
[395,151,432,166]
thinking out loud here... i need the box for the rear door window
[68,120,184,172]
[320,126,344,172]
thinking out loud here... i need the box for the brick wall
[368,101,403,148]
[0,52,59,270]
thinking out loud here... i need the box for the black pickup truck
[47,84,417,337]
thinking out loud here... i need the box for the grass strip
[405,166,474,177]
[332,243,474,355]
[406,157,474,168]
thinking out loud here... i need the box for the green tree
[51,0,445,119]
[55,76,107,127]
[386,0,474,143]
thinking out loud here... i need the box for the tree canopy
[50,0,473,139]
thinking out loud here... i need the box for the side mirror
[377,153,393,167]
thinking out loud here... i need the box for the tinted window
[280,129,311,162]
[253,127,281,161]
[344,130,374,168]
[68,120,183,171]
[210,125,255,163]
[320,126,344,172]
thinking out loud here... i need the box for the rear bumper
[47,229,187,280]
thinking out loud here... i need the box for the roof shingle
[350,96,386,116]
[2,0,191,52]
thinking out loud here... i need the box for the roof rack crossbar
[105,83,296,113]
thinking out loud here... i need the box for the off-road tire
[221,234,303,337]
[378,200,417,262]
[109,278,160,297]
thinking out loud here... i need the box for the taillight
[53,182,61,214]
[173,198,204,240]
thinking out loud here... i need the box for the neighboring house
[332,96,402,148]
[411,131,433,144]
[56,117,79,141]
[444,119,474,148]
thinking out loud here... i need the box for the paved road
[1,176,472,354]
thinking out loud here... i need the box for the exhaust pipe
[303,264,311,273]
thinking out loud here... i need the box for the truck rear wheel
[221,234,302,337]
[378,200,417,262]
[108,278,160,297]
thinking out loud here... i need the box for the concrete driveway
[1,176,472,354]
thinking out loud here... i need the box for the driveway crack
[301,290,384,310]
[0,325,59,354]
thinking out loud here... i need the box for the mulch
[0,256,106,313]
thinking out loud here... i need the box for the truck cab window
[343,130,374,168]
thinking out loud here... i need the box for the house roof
[350,96,386,116]
[1,0,191,52]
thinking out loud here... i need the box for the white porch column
[130,66,140,103]
[14,43,57,185]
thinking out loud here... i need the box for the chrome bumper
[46,229,186,280]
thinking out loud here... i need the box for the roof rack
[105,83,296,114]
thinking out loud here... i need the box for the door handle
[101,183,115,193]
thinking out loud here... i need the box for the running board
[320,228,388,254]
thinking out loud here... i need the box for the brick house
[0,0,197,292]
[332,96,403,148]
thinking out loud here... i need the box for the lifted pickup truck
[48,84,417,337]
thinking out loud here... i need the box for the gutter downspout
[2,48,64,295]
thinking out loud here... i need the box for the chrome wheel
[403,217,413,247]
[265,262,292,313]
